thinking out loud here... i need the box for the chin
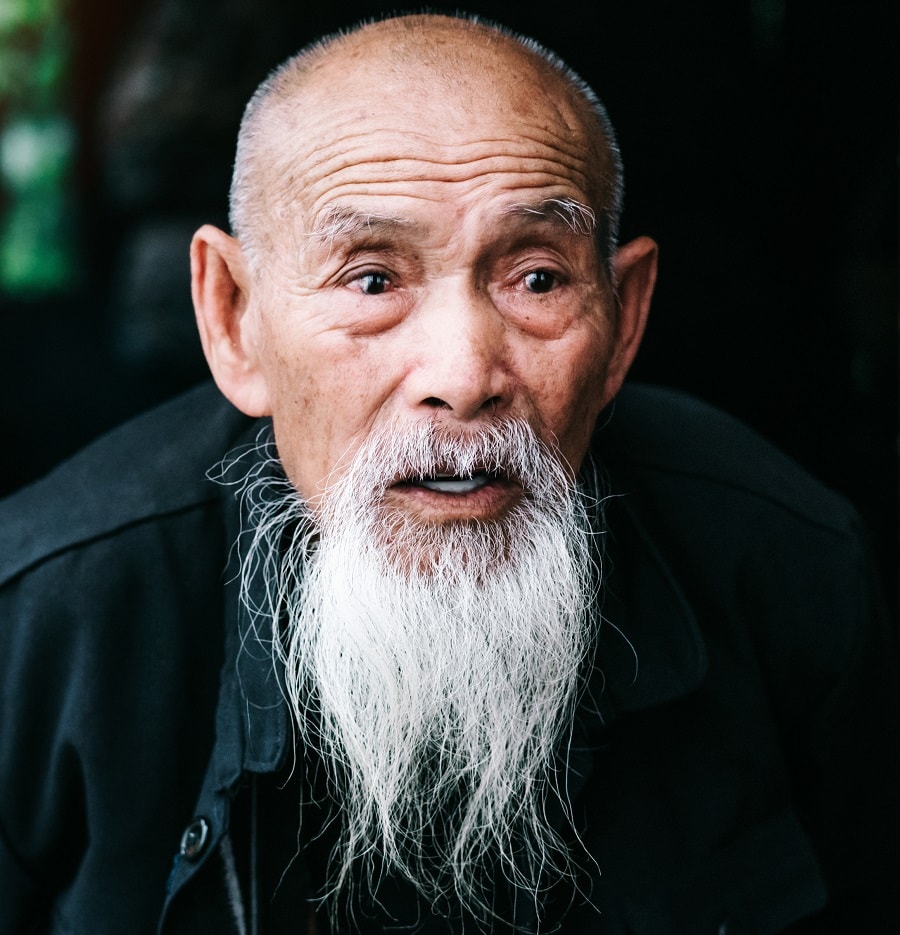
[371,504,522,582]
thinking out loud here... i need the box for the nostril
[421,395,501,412]
[421,395,502,412]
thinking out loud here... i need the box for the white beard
[228,418,601,919]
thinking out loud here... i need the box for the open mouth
[414,471,496,494]
[383,468,520,520]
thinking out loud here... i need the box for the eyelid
[337,258,392,281]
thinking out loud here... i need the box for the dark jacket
[1,381,897,934]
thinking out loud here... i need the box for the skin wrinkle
[256,96,597,242]
[262,127,595,220]
[274,168,596,232]
[280,132,593,171]
[275,146,593,195]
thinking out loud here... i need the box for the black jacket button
[179,817,210,861]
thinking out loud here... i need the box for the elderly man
[0,12,896,935]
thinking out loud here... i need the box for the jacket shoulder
[0,381,255,586]
[601,382,857,533]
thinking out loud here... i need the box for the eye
[523,269,557,294]
[354,271,392,295]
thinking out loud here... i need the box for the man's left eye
[355,272,392,295]
[523,269,557,293]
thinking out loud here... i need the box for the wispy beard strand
[220,419,603,922]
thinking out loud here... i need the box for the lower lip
[383,478,521,521]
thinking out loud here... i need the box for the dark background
[1,0,896,605]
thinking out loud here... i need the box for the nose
[403,285,510,421]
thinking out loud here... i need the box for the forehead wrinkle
[308,166,594,220]
[288,123,593,186]
[323,143,589,177]
[296,106,591,155]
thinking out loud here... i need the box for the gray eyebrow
[307,207,414,245]
[502,198,597,236]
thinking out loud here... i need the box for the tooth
[419,474,489,493]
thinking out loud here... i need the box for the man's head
[195,12,657,919]
[192,12,657,534]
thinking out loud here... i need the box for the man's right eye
[354,271,392,295]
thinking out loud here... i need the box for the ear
[191,225,271,416]
[600,235,658,405]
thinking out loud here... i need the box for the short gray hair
[229,13,624,273]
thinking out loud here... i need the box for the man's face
[240,32,622,522]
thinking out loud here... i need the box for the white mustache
[327,418,569,506]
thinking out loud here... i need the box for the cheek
[531,337,611,465]
[265,337,395,497]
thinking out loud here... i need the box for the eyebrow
[501,198,597,236]
[307,207,414,245]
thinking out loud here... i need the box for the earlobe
[191,225,271,417]
[601,235,658,404]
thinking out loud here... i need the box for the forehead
[259,23,603,235]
